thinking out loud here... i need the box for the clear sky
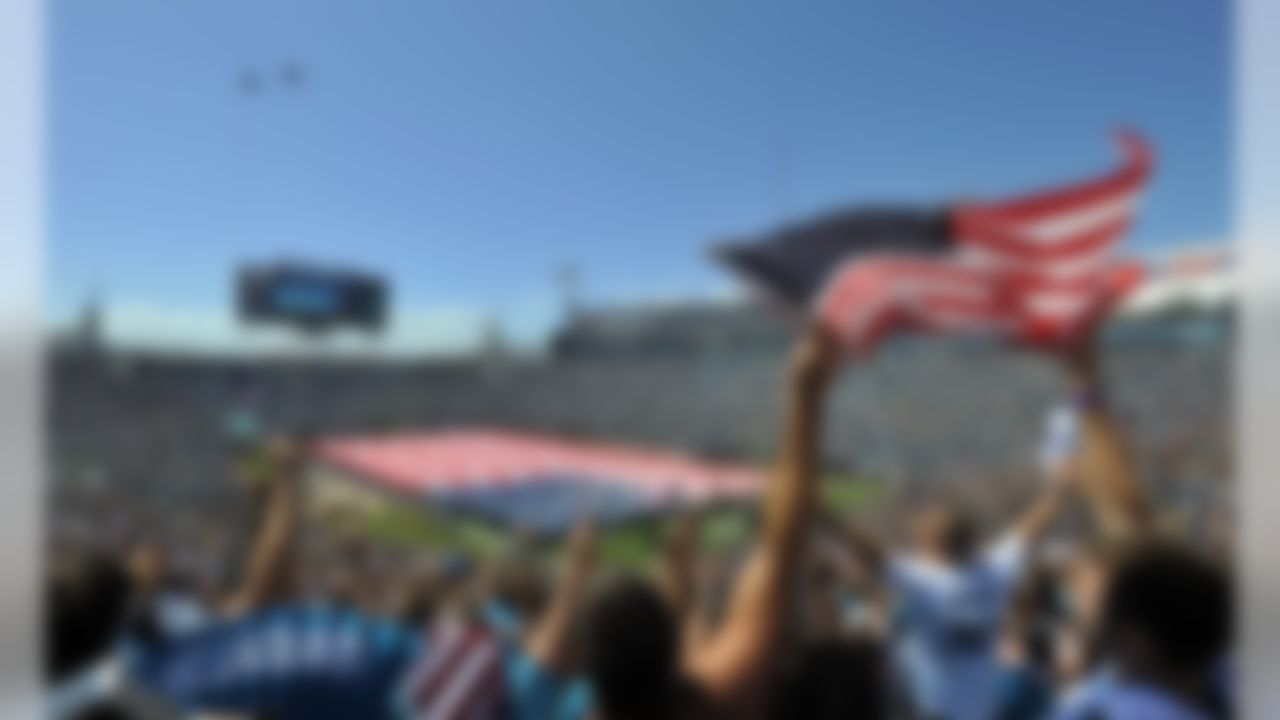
[48,0,1230,354]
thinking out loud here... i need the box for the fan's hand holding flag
[1055,333,1153,543]
[720,131,1154,353]
[685,325,841,714]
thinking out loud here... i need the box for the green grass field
[343,474,884,571]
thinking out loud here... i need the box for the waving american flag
[720,131,1154,352]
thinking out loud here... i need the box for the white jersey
[889,535,1026,720]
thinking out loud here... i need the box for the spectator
[1052,338,1234,720]
[834,436,1074,720]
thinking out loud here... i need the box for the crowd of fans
[49,318,1230,510]
[46,321,1233,720]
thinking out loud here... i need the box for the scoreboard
[237,262,387,333]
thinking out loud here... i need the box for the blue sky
[48,1,1229,353]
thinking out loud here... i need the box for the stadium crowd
[49,315,1231,519]
[47,320,1233,720]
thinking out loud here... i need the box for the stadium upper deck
[50,315,1230,525]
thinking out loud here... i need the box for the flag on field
[315,428,763,534]
[718,131,1154,352]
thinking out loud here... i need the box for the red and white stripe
[399,623,505,720]
[817,131,1153,351]
[315,429,763,501]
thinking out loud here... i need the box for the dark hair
[941,511,978,562]
[47,551,134,682]
[1011,565,1061,670]
[399,572,447,628]
[65,702,140,720]
[917,502,977,562]
[1102,542,1231,671]
[584,576,682,720]
[773,636,888,720]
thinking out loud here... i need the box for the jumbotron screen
[237,262,387,333]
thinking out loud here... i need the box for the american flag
[314,429,762,533]
[721,131,1154,352]
[398,623,506,720]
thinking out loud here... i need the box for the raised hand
[788,323,842,393]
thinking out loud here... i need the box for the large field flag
[719,131,1154,352]
[313,428,763,534]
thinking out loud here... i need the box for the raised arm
[688,327,840,703]
[524,517,596,674]
[1061,340,1151,543]
[660,512,717,655]
[222,438,305,616]
[827,512,889,594]
[1004,471,1074,548]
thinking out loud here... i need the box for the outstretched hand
[664,512,700,566]
[222,435,306,615]
[1045,325,1102,391]
[526,513,597,672]
[788,324,843,392]
[239,435,306,492]
[685,322,843,709]
[565,514,598,572]
[662,511,704,615]
[263,436,306,481]
[1042,324,1151,542]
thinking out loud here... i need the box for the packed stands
[49,309,1231,536]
